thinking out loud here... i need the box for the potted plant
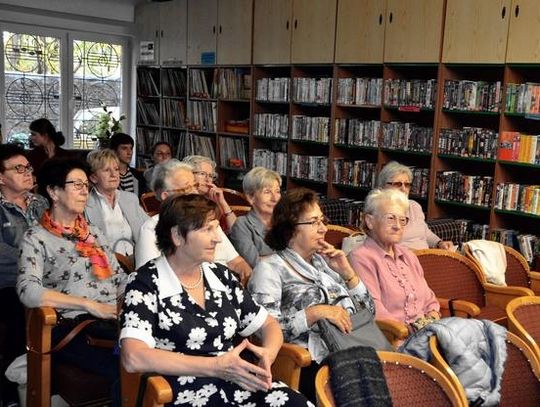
[93,105,126,149]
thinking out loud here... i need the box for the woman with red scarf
[16,157,127,405]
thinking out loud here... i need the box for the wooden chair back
[230,205,251,217]
[325,224,358,249]
[115,252,135,274]
[506,296,540,366]
[26,307,111,407]
[315,351,467,407]
[140,192,160,216]
[222,188,250,206]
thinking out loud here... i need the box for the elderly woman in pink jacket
[349,188,440,332]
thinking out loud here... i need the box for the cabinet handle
[219,25,222,34]
[160,30,163,38]
[155,30,159,37]
[286,20,289,30]
[501,6,506,19]
[294,19,298,29]
[515,4,520,17]
[389,12,393,24]
[379,14,383,25]
[213,25,216,34]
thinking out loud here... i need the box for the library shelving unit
[136,66,188,167]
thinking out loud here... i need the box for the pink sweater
[401,200,440,250]
[348,237,439,325]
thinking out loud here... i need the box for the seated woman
[0,144,48,405]
[17,158,127,403]
[183,155,237,232]
[27,118,72,174]
[377,161,454,250]
[84,149,149,257]
[248,188,374,399]
[229,167,281,268]
[348,188,440,331]
[120,194,312,407]
[143,141,172,185]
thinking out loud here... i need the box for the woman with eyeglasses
[229,167,281,268]
[248,188,375,401]
[182,155,237,232]
[85,149,149,259]
[27,118,72,174]
[348,188,440,331]
[0,144,48,405]
[17,158,127,404]
[378,161,454,250]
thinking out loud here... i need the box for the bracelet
[224,210,233,217]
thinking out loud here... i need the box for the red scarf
[40,210,112,280]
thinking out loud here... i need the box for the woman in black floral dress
[120,194,312,406]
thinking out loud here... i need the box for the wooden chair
[26,307,111,407]
[315,351,468,407]
[230,205,251,217]
[325,224,359,249]
[414,249,534,326]
[506,296,540,366]
[430,331,540,406]
[140,192,160,216]
[222,188,250,206]
[464,243,540,295]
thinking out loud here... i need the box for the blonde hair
[86,149,119,174]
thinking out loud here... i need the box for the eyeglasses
[295,216,330,229]
[4,163,33,174]
[386,181,412,188]
[193,170,218,181]
[380,213,409,227]
[65,180,90,190]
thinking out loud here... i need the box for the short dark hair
[265,188,319,251]
[151,141,172,155]
[155,194,218,256]
[29,118,65,147]
[109,132,134,151]
[0,144,27,172]
[37,158,90,205]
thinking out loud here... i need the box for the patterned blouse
[248,248,375,363]
[17,223,127,319]
[120,256,312,407]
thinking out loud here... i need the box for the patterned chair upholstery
[506,296,540,367]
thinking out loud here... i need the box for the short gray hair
[151,159,194,199]
[182,155,216,171]
[364,188,409,217]
[242,167,282,196]
[376,161,413,188]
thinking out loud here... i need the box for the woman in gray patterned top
[17,158,127,404]
[247,188,375,400]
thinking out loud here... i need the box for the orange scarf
[40,210,112,280]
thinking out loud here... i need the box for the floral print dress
[120,256,313,407]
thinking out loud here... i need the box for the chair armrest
[271,343,311,390]
[144,376,173,407]
[529,271,540,295]
[375,319,409,348]
[484,284,535,309]
[438,298,480,318]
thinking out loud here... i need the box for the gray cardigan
[229,209,274,268]
[84,189,149,247]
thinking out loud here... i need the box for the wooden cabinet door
[134,2,160,64]
[335,0,386,63]
[159,0,187,65]
[217,0,253,64]
[384,0,444,63]
[187,0,218,65]
[291,0,337,63]
[506,0,540,62]
[253,0,292,64]
[443,0,511,63]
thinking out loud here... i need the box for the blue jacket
[0,192,48,288]
[399,317,507,406]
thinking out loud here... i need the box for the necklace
[180,265,204,290]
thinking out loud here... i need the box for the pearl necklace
[180,266,204,290]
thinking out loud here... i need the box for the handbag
[316,293,393,353]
